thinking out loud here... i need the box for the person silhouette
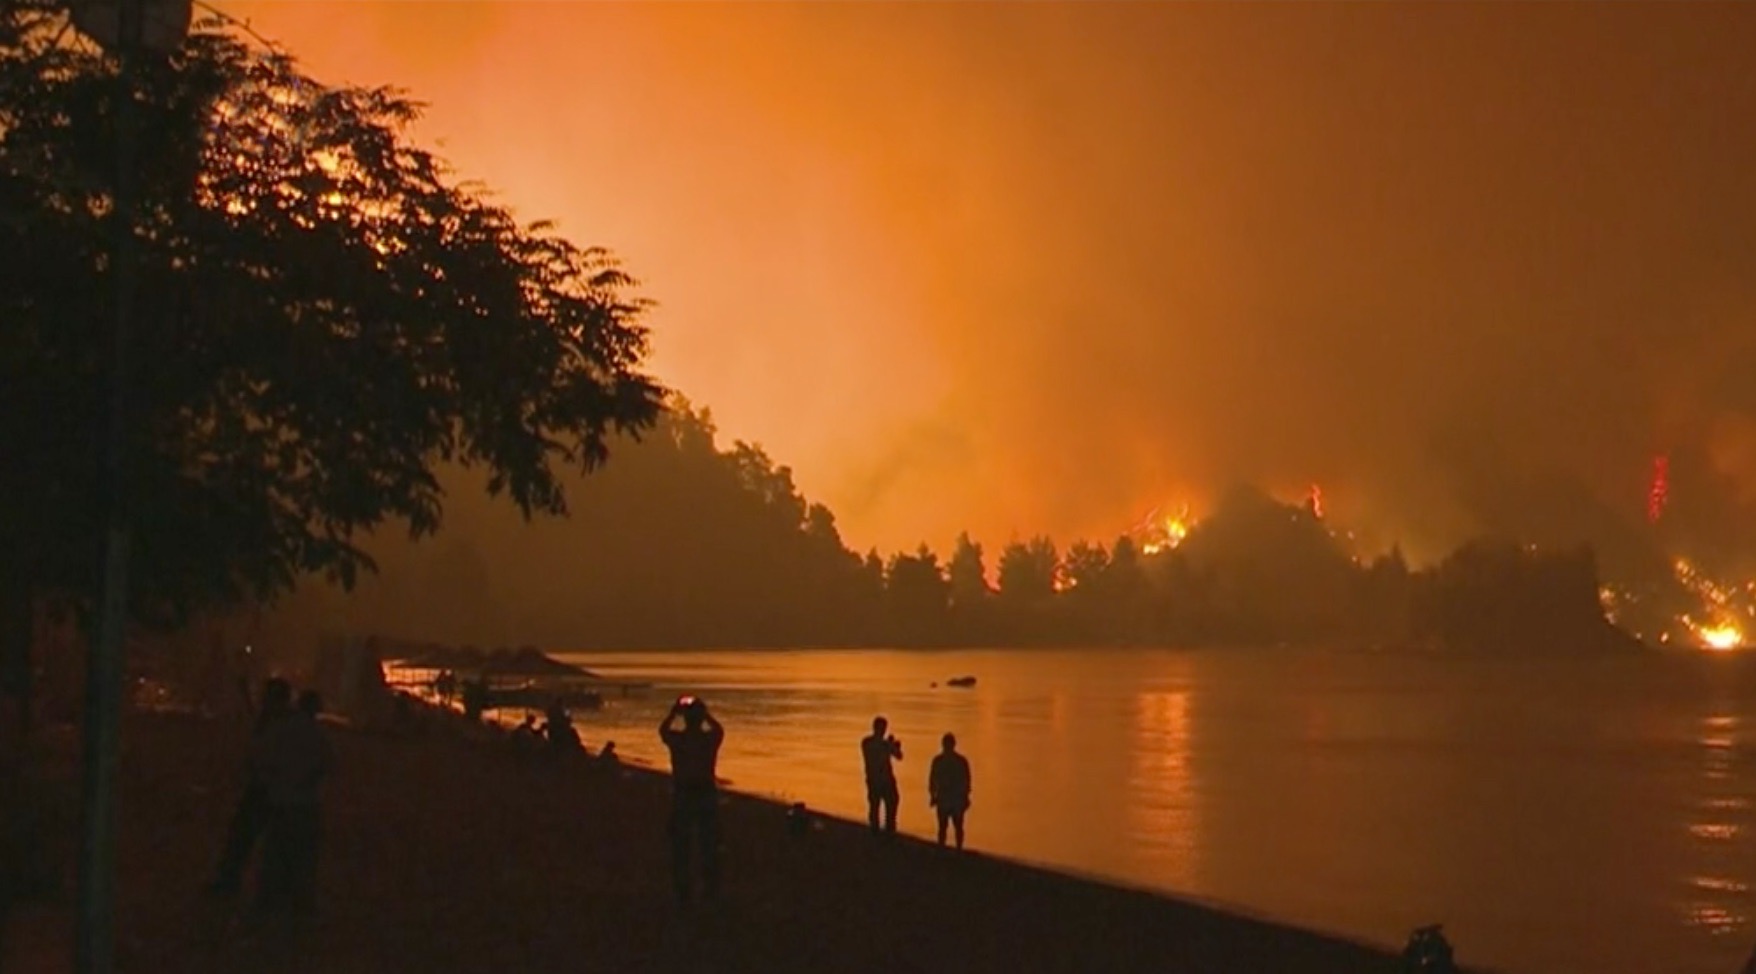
[660,696,724,901]
[207,677,292,896]
[860,716,903,836]
[512,714,540,749]
[928,732,972,849]
[543,700,580,752]
[256,689,333,914]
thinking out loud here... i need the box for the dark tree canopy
[947,532,989,608]
[0,7,660,622]
[290,400,1636,653]
[996,536,1059,605]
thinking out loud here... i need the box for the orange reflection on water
[1689,823,1739,842]
[1126,690,1198,890]
[1684,713,1750,944]
[1685,904,1742,936]
[1700,717,1738,784]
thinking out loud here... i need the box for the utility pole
[75,0,143,969]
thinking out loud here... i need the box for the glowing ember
[1675,558,1742,612]
[1307,483,1325,519]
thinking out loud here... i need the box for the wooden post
[75,0,142,969]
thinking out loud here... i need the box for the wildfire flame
[1673,558,1752,651]
[1699,623,1743,651]
[1135,504,1193,556]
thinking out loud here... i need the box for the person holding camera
[660,695,724,901]
[860,715,904,836]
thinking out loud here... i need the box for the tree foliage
[997,536,1059,605]
[947,532,989,608]
[0,7,661,622]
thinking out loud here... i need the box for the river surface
[553,646,1756,974]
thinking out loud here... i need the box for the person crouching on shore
[660,696,724,902]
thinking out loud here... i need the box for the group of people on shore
[206,678,334,914]
[859,715,973,850]
[655,697,974,902]
[208,680,970,910]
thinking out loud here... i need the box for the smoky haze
[226,2,1756,628]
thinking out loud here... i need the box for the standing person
[257,689,334,914]
[207,677,293,896]
[861,716,903,836]
[928,733,972,850]
[659,696,724,902]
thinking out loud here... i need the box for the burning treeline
[251,405,1661,654]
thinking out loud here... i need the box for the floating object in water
[946,676,977,688]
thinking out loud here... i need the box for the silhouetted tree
[946,532,994,642]
[1060,539,1109,641]
[1101,535,1152,644]
[1063,541,1109,593]
[1175,486,1353,643]
[0,11,661,637]
[1352,544,1413,644]
[805,504,843,550]
[886,545,950,645]
[862,550,886,582]
[856,549,888,641]
[998,537,1059,605]
[948,533,991,608]
[1413,541,1631,653]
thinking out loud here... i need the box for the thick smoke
[230,2,1756,570]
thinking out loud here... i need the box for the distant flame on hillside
[1134,504,1194,555]
[1698,623,1743,651]
[1673,558,1752,651]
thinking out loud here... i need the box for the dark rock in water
[946,676,977,688]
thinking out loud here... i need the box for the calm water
[558,646,1756,974]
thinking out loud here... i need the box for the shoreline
[588,760,1414,964]
[552,639,1654,657]
[4,704,1488,974]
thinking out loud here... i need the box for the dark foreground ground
[4,709,1444,974]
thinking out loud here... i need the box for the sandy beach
[3,707,1451,974]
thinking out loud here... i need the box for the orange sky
[220,2,1756,563]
